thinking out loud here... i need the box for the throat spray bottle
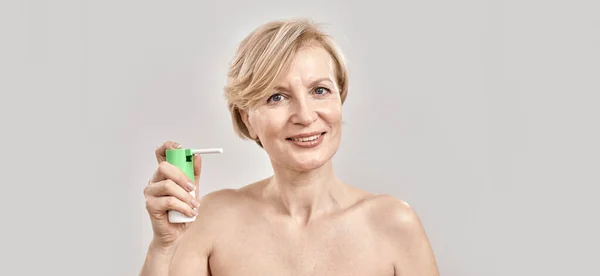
[165,147,223,223]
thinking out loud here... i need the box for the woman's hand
[144,141,202,249]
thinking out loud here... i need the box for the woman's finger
[193,154,202,186]
[144,180,199,209]
[149,161,195,192]
[145,196,198,218]
[155,141,182,163]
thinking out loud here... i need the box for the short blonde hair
[224,18,349,147]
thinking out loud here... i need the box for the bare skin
[170,174,439,276]
[140,44,439,275]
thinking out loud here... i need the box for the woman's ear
[240,110,258,140]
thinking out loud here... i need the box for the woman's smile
[286,131,327,148]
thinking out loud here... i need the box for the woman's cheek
[319,100,342,123]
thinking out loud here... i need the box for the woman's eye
[314,87,329,95]
[268,93,284,103]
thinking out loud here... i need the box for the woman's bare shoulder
[184,183,263,241]
[362,195,439,274]
[360,194,422,232]
[194,180,268,219]
[196,186,257,213]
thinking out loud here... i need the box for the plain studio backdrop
[1,0,598,275]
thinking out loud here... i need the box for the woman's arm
[168,227,212,276]
[139,232,212,276]
[139,240,177,276]
[378,197,440,276]
[167,190,236,276]
[140,191,224,276]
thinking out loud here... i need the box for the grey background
[1,0,598,275]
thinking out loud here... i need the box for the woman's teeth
[291,134,321,142]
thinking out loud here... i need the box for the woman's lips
[286,132,326,148]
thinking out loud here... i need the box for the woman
[140,18,439,276]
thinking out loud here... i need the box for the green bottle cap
[165,148,195,182]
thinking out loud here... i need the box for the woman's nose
[289,99,317,126]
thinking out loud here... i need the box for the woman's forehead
[274,47,336,86]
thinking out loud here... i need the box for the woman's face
[244,45,343,172]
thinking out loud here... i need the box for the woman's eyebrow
[308,77,334,87]
[272,84,290,92]
[272,77,334,91]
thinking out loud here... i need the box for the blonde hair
[223,18,349,147]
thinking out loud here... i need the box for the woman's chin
[288,158,329,172]
[268,143,339,172]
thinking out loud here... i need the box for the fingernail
[192,208,198,216]
[191,199,200,207]
[175,143,182,148]
[187,182,195,191]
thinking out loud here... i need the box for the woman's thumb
[193,154,202,186]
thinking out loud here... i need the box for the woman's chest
[208,218,395,275]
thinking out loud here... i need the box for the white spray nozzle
[191,148,223,155]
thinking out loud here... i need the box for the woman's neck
[265,160,348,224]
